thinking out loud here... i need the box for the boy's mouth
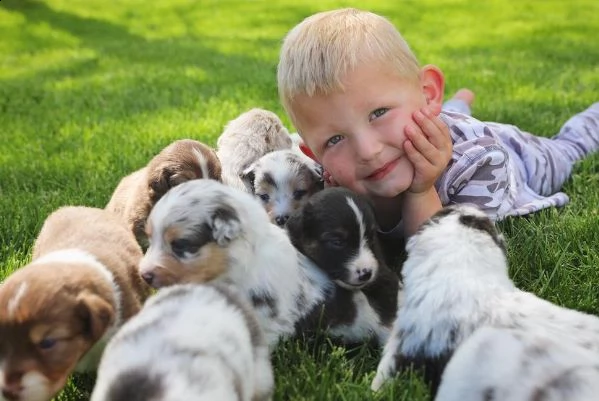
[366,158,400,181]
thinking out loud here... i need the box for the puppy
[372,204,599,394]
[286,187,400,345]
[106,139,221,245]
[0,206,150,401]
[216,108,292,192]
[242,148,324,226]
[435,326,599,401]
[139,179,332,346]
[90,283,274,401]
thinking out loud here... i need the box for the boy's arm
[437,136,514,221]
[401,188,443,236]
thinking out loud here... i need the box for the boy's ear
[420,64,445,115]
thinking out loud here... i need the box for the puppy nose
[2,386,21,401]
[275,215,289,226]
[357,269,372,282]
[141,272,154,285]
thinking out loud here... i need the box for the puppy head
[147,139,222,204]
[0,264,115,401]
[139,179,263,289]
[217,108,292,156]
[405,204,508,279]
[242,150,323,227]
[286,187,382,289]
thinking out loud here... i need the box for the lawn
[1,0,598,400]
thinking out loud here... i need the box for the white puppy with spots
[91,283,274,401]
[372,204,599,394]
[436,326,599,401]
[138,179,333,347]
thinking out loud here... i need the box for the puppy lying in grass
[372,204,599,394]
[90,283,274,401]
[435,326,599,401]
[286,187,401,346]
[0,206,150,401]
[242,148,324,227]
[106,139,221,245]
[138,178,331,346]
[217,108,293,192]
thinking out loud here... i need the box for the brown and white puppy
[286,187,400,345]
[0,206,151,401]
[216,108,293,192]
[106,139,221,245]
[91,283,274,401]
[242,149,323,226]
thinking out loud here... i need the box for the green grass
[1,0,598,400]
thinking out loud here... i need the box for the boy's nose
[354,134,383,162]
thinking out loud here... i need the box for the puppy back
[33,206,151,318]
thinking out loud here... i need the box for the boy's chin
[362,180,411,199]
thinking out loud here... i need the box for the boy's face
[290,63,428,200]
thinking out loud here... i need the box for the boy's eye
[326,135,344,148]
[369,108,388,121]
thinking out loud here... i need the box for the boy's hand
[404,107,452,194]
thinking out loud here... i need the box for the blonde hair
[277,8,421,113]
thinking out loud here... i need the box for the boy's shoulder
[440,110,505,153]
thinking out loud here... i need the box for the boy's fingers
[413,109,450,149]
[405,125,442,166]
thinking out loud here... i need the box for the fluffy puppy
[106,139,221,244]
[242,148,324,226]
[0,206,150,401]
[435,326,599,401]
[372,204,599,394]
[90,283,274,401]
[139,179,332,346]
[216,108,292,192]
[286,187,400,345]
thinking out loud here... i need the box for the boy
[276,8,599,238]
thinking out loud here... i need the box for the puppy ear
[76,292,115,342]
[285,210,304,252]
[240,164,256,193]
[148,164,174,203]
[210,204,242,246]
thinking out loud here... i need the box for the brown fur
[0,206,151,401]
[106,139,222,245]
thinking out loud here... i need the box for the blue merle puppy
[435,326,599,401]
[286,187,401,346]
[90,283,274,401]
[372,204,599,395]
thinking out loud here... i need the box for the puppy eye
[321,233,346,249]
[257,194,270,202]
[292,190,307,200]
[170,239,200,257]
[38,337,57,350]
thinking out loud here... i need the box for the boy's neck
[371,195,403,231]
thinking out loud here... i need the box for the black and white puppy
[372,204,599,393]
[138,179,332,347]
[242,149,324,227]
[90,283,274,401]
[435,326,599,401]
[286,187,401,345]
[217,108,293,192]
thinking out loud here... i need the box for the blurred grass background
[0,1,598,400]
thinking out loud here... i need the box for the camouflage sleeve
[436,136,516,221]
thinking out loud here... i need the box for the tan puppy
[106,139,222,245]
[217,108,292,192]
[0,206,151,401]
